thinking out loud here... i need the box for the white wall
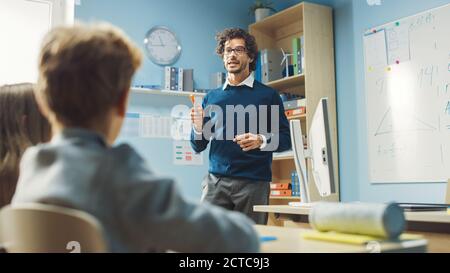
[0,0,74,85]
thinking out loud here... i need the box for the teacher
[190,28,291,224]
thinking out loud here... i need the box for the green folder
[292,37,301,76]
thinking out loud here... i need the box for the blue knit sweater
[190,81,291,182]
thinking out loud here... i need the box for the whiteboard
[363,3,450,183]
[0,0,74,85]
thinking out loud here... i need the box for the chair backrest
[0,203,107,253]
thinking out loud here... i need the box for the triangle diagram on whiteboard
[374,107,437,136]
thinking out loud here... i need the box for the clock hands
[158,35,164,46]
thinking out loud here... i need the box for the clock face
[144,26,181,66]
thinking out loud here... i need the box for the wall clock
[144,26,181,66]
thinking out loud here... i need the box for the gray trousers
[201,173,270,225]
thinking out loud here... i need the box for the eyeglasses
[224,46,247,56]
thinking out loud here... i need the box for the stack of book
[164,67,194,91]
[270,182,292,197]
[284,98,306,117]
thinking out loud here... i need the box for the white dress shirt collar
[223,73,255,90]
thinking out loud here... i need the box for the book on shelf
[164,66,183,91]
[291,36,305,75]
[177,67,184,91]
[270,182,290,190]
[164,67,171,90]
[291,171,300,197]
[261,48,283,83]
[299,35,305,74]
[170,67,178,91]
[270,189,292,197]
[255,51,262,82]
[183,69,194,92]
[292,37,301,76]
[285,106,306,117]
[283,98,306,110]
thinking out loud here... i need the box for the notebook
[302,231,424,245]
[396,203,448,212]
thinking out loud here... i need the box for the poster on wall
[173,141,203,165]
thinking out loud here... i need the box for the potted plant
[249,0,276,22]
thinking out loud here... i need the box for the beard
[226,61,247,74]
[227,66,243,74]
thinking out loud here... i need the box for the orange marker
[190,94,195,105]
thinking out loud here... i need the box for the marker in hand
[190,95,203,132]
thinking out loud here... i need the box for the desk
[255,225,427,253]
[254,205,450,252]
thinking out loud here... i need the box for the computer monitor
[289,98,336,206]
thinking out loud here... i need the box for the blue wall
[76,0,450,203]
[76,0,257,89]
[75,0,256,201]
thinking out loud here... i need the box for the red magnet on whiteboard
[396,60,400,64]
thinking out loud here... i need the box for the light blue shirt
[12,128,260,253]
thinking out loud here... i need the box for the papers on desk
[302,231,423,245]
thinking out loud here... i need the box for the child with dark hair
[0,83,51,208]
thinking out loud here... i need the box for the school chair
[0,203,107,253]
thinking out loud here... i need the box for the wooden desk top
[254,205,450,224]
[254,225,427,253]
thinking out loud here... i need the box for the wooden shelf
[251,2,339,203]
[270,196,301,200]
[131,87,206,97]
[273,151,294,161]
[249,3,304,36]
[266,74,305,92]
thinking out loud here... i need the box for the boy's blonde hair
[36,23,142,127]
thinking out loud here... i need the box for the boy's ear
[117,89,130,117]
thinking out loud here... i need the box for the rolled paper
[309,202,405,239]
